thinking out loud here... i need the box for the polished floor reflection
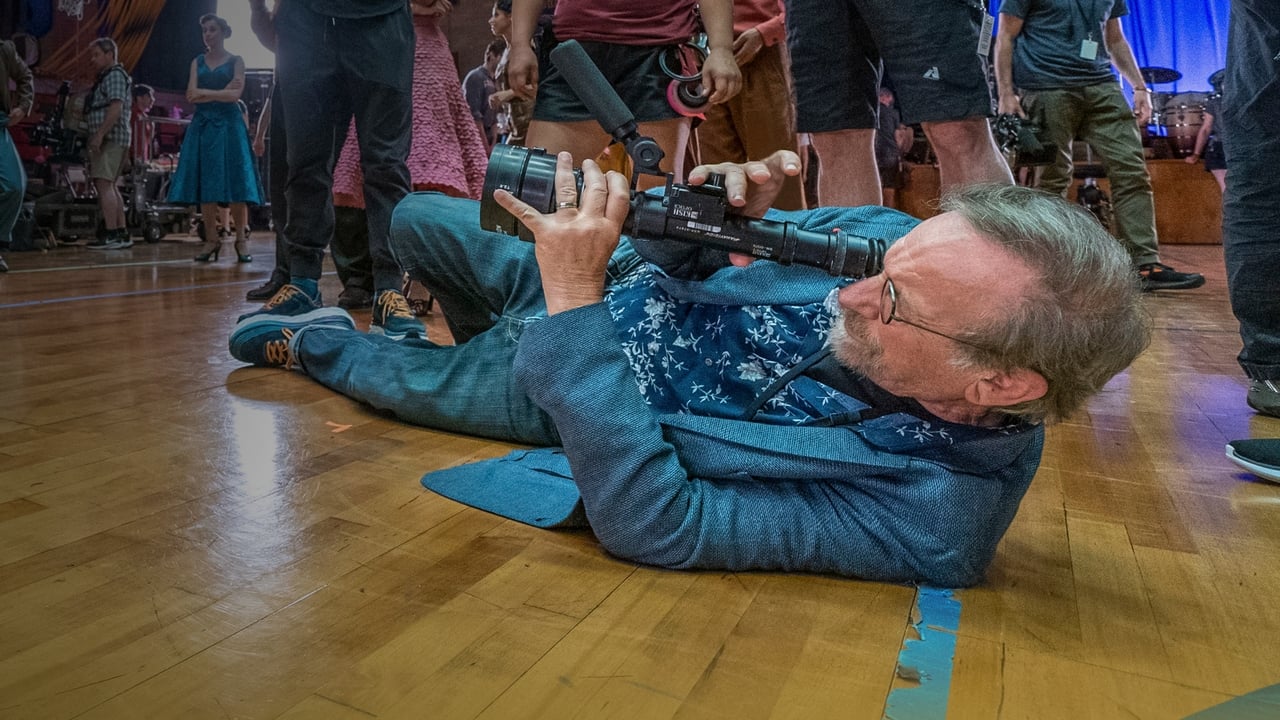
[0,235,1276,719]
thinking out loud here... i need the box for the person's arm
[201,57,247,103]
[506,0,546,101]
[253,93,271,156]
[90,100,123,151]
[2,42,34,123]
[696,0,742,104]
[994,13,1026,118]
[1103,17,1151,126]
[731,3,786,67]
[1186,112,1214,164]
[249,0,277,52]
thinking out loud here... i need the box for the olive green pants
[1023,82,1160,266]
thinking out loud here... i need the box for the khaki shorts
[88,141,126,181]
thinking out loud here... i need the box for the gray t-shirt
[1002,0,1127,90]
[301,0,406,19]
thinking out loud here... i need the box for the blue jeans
[294,192,640,445]
[0,127,25,244]
[1221,0,1280,382]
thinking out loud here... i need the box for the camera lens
[480,144,577,241]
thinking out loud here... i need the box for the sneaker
[229,307,356,367]
[1226,438,1280,484]
[104,231,133,249]
[85,236,111,248]
[1137,262,1205,292]
[246,277,286,302]
[1248,379,1280,418]
[337,286,373,310]
[370,289,426,340]
[237,283,322,322]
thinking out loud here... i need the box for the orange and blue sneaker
[229,307,355,368]
[370,289,427,341]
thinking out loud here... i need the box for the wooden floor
[1,233,1277,719]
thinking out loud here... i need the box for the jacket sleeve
[1,41,34,115]
[513,303,1020,586]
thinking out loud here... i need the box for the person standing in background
[695,0,803,210]
[0,37,34,273]
[463,39,505,150]
[82,38,133,250]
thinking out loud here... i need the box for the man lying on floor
[229,151,1149,586]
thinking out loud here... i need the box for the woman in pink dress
[332,0,489,208]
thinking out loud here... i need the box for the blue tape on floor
[883,587,961,720]
[1184,683,1280,719]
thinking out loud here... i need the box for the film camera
[994,113,1059,167]
[479,40,886,279]
[26,81,87,163]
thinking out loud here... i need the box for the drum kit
[1143,66,1223,158]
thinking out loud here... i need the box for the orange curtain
[35,0,167,86]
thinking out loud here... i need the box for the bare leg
[923,117,1014,194]
[1212,169,1226,193]
[94,178,125,230]
[809,129,880,207]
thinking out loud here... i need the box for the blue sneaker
[370,289,427,341]
[237,283,322,322]
[229,307,356,367]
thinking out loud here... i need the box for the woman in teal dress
[169,14,262,263]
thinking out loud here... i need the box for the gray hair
[940,184,1151,424]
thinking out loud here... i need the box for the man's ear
[965,367,1048,408]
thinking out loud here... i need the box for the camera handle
[548,40,666,180]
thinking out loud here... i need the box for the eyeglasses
[879,275,989,351]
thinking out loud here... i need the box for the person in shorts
[784,0,1013,206]
[84,37,133,249]
[505,0,742,185]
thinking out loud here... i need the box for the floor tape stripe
[1184,683,1280,719]
[883,587,961,720]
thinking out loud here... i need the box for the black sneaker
[85,236,111,248]
[105,230,133,249]
[1248,379,1280,418]
[246,277,286,302]
[237,283,322,322]
[370,289,426,340]
[1226,438,1280,484]
[1137,262,1205,292]
[337,286,373,310]
[229,307,356,367]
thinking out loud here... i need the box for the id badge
[977,14,994,56]
[1080,39,1099,60]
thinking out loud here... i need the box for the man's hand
[494,153,631,315]
[687,150,801,268]
[89,133,104,153]
[701,47,742,105]
[252,136,266,157]
[997,93,1026,118]
[506,46,539,101]
[1131,91,1152,126]
[732,28,764,66]
[687,149,801,219]
[7,107,26,125]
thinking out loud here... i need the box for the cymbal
[1140,66,1182,84]
[1208,68,1225,88]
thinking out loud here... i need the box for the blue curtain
[991,0,1229,93]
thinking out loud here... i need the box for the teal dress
[168,54,262,205]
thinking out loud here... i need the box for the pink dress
[333,14,489,208]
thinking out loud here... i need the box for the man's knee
[922,118,992,158]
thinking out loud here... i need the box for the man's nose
[837,279,879,318]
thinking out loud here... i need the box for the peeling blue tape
[883,586,961,720]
